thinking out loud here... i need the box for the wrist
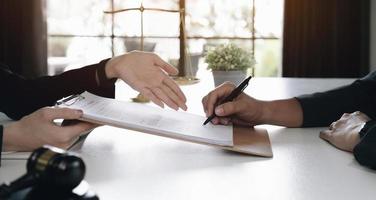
[350,129,362,151]
[105,55,127,80]
[104,58,117,79]
[259,98,303,127]
[258,100,274,124]
[97,58,118,87]
[2,122,21,151]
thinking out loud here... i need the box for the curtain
[282,0,370,78]
[0,0,47,78]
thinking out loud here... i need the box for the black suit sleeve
[295,71,376,169]
[296,71,376,127]
[354,120,376,169]
[0,59,116,120]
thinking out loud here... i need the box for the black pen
[203,75,252,125]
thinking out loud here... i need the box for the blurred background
[0,0,374,79]
[46,0,282,77]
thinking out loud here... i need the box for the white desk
[1,73,375,200]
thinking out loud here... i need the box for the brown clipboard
[78,117,273,158]
[225,126,273,157]
[57,93,273,158]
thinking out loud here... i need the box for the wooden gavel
[0,145,86,198]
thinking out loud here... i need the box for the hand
[105,51,187,111]
[320,111,371,152]
[202,82,265,126]
[3,107,96,151]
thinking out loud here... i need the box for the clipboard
[57,93,273,158]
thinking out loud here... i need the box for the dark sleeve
[0,125,2,166]
[0,59,116,120]
[295,71,376,127]
[353,120,376,169]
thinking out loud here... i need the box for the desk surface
[1,71,375,200]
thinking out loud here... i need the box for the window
[47,0,283,76]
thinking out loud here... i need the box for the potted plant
[205,43,255,86]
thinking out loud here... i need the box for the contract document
[57,92,233,146]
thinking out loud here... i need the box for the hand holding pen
[202,76,252,125]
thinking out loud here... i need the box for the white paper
[59,92,233,146]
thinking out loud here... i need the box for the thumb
[154,55,179,75]
[45,108,83,120]
[319,130,332,141]
[215,102,238,117]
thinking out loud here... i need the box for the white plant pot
[212,70,247,87]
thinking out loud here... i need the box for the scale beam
[104,7,182,14]
[104,2,199,86]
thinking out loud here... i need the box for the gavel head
[26,145,86,191]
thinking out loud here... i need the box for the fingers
[63,121,96,139]
[203,83,236,116]
[41,107,83,121]
[202,96,209,116]
[211,117,220,125]
[141,82,187,110]
[160,84,187,110]
[153,87,179,110]
[153,55,179,75]
[329,122,337,130]
[211,117,231,125]
[141,87,164,108]
[60,122,97,149]
[42,122,96,150]
[342,113,351,118]
[218,117,231,125]
[215,101,239,117]
[319,130,332,141]
[210,117,250,126]
[163,77,187,103]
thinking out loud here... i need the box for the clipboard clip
[55,94,85,106]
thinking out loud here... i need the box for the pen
[203,75,252,125]
[55,94,80,106]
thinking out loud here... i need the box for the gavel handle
[0,173,37,198]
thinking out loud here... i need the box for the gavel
[0,145,86,198]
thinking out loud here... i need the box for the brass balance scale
[104,2,199,103]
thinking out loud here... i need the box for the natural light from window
[47,0,284,77]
